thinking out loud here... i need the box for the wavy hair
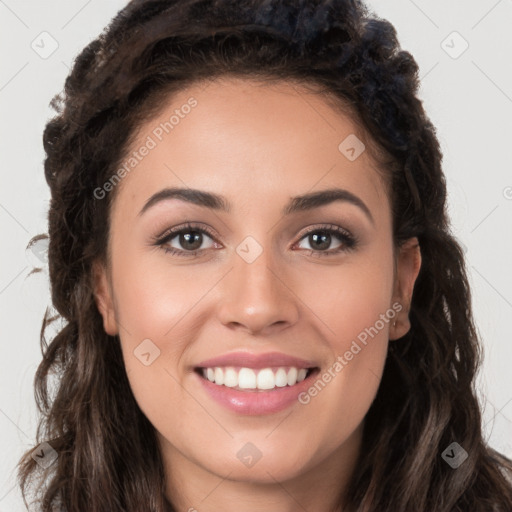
[18,0,512,510]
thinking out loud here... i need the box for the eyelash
[151,222,358,258]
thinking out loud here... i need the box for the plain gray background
[1,1,511,510]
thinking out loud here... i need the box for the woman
[17,0,512,510]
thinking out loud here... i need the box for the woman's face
[95,77,420,490]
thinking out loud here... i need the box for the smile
[197,366,315,391]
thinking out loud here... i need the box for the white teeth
[238,368,256,389]
[214,367,224,385]
[200,366,312,390]
[287,367,298,386]
[275,368,288,387]
[256,368,275,390]
[223,367,238,387]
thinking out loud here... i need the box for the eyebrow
[138,186,374,225]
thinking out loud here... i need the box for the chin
[191,441,317,483]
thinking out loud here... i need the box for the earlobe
[92,260,119,336]
[390,237,422,341]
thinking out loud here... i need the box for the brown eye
[296,226,357,255]
[161,229,215,253]
[176,231,204,251]
[154,223,219,256]
[306,231,335,251]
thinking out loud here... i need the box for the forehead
[113,77,389,217]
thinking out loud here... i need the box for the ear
[92,260,119,336]
[389,237,422,341]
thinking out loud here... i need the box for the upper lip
[195,351,318,370]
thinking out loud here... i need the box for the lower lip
[194,369,319,415]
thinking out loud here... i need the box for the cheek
[109,253,221,417]
[291,246,394,439]
[112,251,215,345]
[300,245,395,352]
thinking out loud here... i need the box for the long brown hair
[18,0,512,510]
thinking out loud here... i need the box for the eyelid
[296,223,353,240]
[153,222,219,244]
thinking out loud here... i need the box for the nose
[216,246,300,336]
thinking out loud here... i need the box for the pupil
[310,232,330,250]
[181,231,202,250]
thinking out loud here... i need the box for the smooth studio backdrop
[1,1,511,510]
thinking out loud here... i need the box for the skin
[94,77,421,512]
